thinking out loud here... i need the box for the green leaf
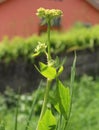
[54,103,60,113]
[38,109,56,130]
[57,80,71,119]
[57,66,64,76]
[31,52,40,57]
[39,62,56,79]
[70,52,76,95]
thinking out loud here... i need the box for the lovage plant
[33,8,76,130]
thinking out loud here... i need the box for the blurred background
[0,0,99,130]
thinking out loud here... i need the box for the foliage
[0,120,5,130]
[0,25,99,63]
[68,75,99,130]
[0,75,99,130]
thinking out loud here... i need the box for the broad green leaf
[39,62,56,79]
[38,109,56,130]
[57,80,71,119]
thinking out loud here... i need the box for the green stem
[36,17,52,130]
[36,80,51,130]
[15,101,18,130]
[25,82,41,130]
[40,80,51,118]
[47,19,51,61]
[15,88,20,130]
[38,18,52,117]
[37,18,52,120]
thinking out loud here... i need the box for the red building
[0,0,99,40]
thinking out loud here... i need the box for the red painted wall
[0,0,99,40]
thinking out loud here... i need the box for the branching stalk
[47,19,51,61]
[36,17,52,130]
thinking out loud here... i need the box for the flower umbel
[36,8,63,19]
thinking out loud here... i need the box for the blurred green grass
[0,75,99,130]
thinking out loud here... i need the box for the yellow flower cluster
[36,7,63,19]
[35,42,47,53]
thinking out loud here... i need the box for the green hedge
[0,25,99,63]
